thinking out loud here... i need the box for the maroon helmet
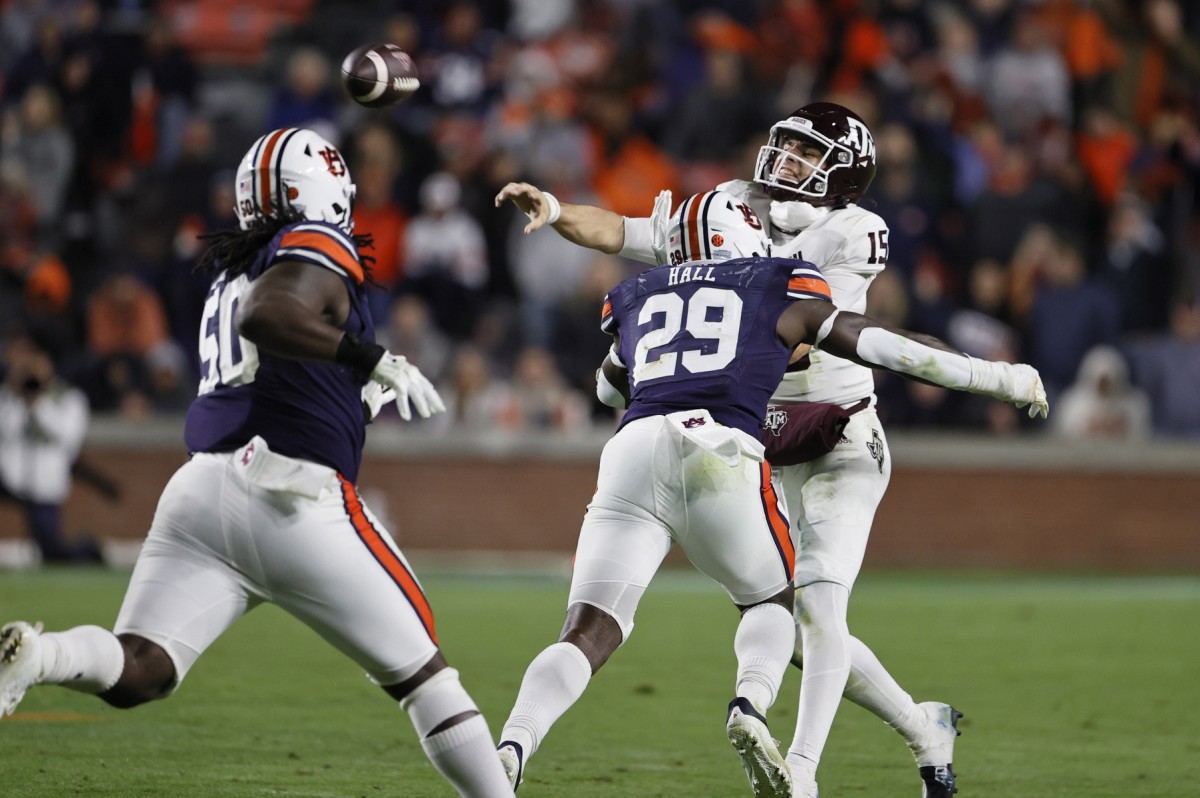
[753,102,877,206]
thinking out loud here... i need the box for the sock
[499,642,592,758]
[400,668,513,797]
[733,602,795,715]
[40,626,125,693]
[842,635,920,735]
[787,583,851,764]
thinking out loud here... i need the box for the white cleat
[0,621,44,717]
[727,697,793,798]
[907,701,962,797]
[789,771,820,798]
[496,741,524,792]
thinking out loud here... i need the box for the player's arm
[776,301,1049,418]
[237,260,443,420]
[595,335,630,409]
[237,260,351,361]
[494,181,660,263]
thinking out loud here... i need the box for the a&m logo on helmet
[840,117,876,163]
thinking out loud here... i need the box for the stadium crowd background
[1,0,1199,440]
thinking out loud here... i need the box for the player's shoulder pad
[713,178,759,203]
[273,220,365,284]
[600,290,617,333]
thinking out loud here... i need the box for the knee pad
[399,668,479,739]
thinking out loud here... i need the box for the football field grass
[2,566,1198,797]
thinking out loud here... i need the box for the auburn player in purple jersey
[0,128,516,798]
[495,191,1047,798]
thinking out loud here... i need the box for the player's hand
[1009,363,1049,419]
[369,353,446,421]
[361,381,397,424]
[495,182,550,234]
[968,358,1049,419]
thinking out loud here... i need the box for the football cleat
[788,768,820,798]
[919,764,958,797]
[907,702,962,797]
[497,740,524,792]
[0,621,44,717]
[726,697,793,798]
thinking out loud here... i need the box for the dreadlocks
[194,213,381,289]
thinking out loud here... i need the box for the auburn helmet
[754,102,877,206]
[235,128,357,234]
[666,190,770,265]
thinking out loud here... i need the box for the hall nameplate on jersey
[667,266,717,286]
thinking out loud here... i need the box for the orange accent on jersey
[788,276,831,300]
[279,230,365,284]
[601,299,612,320]
[257,128,288,216]
[339,476,437,644]
[760,461,795,578]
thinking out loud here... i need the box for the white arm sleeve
[618,217,657,264]
[596,367,627,408]
[855,327,973,390]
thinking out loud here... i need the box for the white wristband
[543,191,562,225]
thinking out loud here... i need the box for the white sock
[842,635,920,735]
[733,602,795,715]
[787,583,851,765]
[400,668,513,797]
[40,626,125,693]
[499,642,592,758]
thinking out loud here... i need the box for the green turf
[2,568,1198,797]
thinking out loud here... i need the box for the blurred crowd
[1,0,1199,441]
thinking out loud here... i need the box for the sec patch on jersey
[340,43,419,108]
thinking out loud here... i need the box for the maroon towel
[760,399,868,466]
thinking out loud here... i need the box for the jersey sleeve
[272,222,366,285]
[786,262,832,301]
[600,292,617,334]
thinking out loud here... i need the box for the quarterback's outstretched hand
[495,182,554,234]
[968,358,1050,419]
[370,353,446,421]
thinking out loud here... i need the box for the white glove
[361,381,397,423]
[369,353,446,421]
[649,189,673,265]
[967,358,1050,419]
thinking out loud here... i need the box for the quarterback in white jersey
[493,101,1007,797]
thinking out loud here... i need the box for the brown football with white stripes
[340,43,419,108]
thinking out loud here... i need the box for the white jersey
[622,179,890,407]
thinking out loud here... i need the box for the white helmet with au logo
[652,189,770,265]
[234,127,357,234]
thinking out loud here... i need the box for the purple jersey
[602,256,832,438]
[184,220,374,481]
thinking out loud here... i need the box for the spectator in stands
[1,83,74,242]
[549,254,626,421]
[0,323,101,564]
[402,171,488,340]
[1130,292,1200,438]
[380,294,453,390]
[1053,345,1151,440]
[584,87,680,219]
[349,122,408,325]
[266,47,338,135]
[508,345,587,432]
[435,344,518,431]
[1100,193,1171,333]
[137,15,199,169]
[1,15,65,109]
[984,8,1070,138]
[421,1,502,117]
[84,271,170,413]
[1026,235,1121,399]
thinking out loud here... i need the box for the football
[340,43,419,108]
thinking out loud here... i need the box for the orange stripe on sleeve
[280,230,365,284]
[257,129,288,216]
[759,461,795,579]
[788,276,831,299]
[339,476,437,644]
[601,299,612,320]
